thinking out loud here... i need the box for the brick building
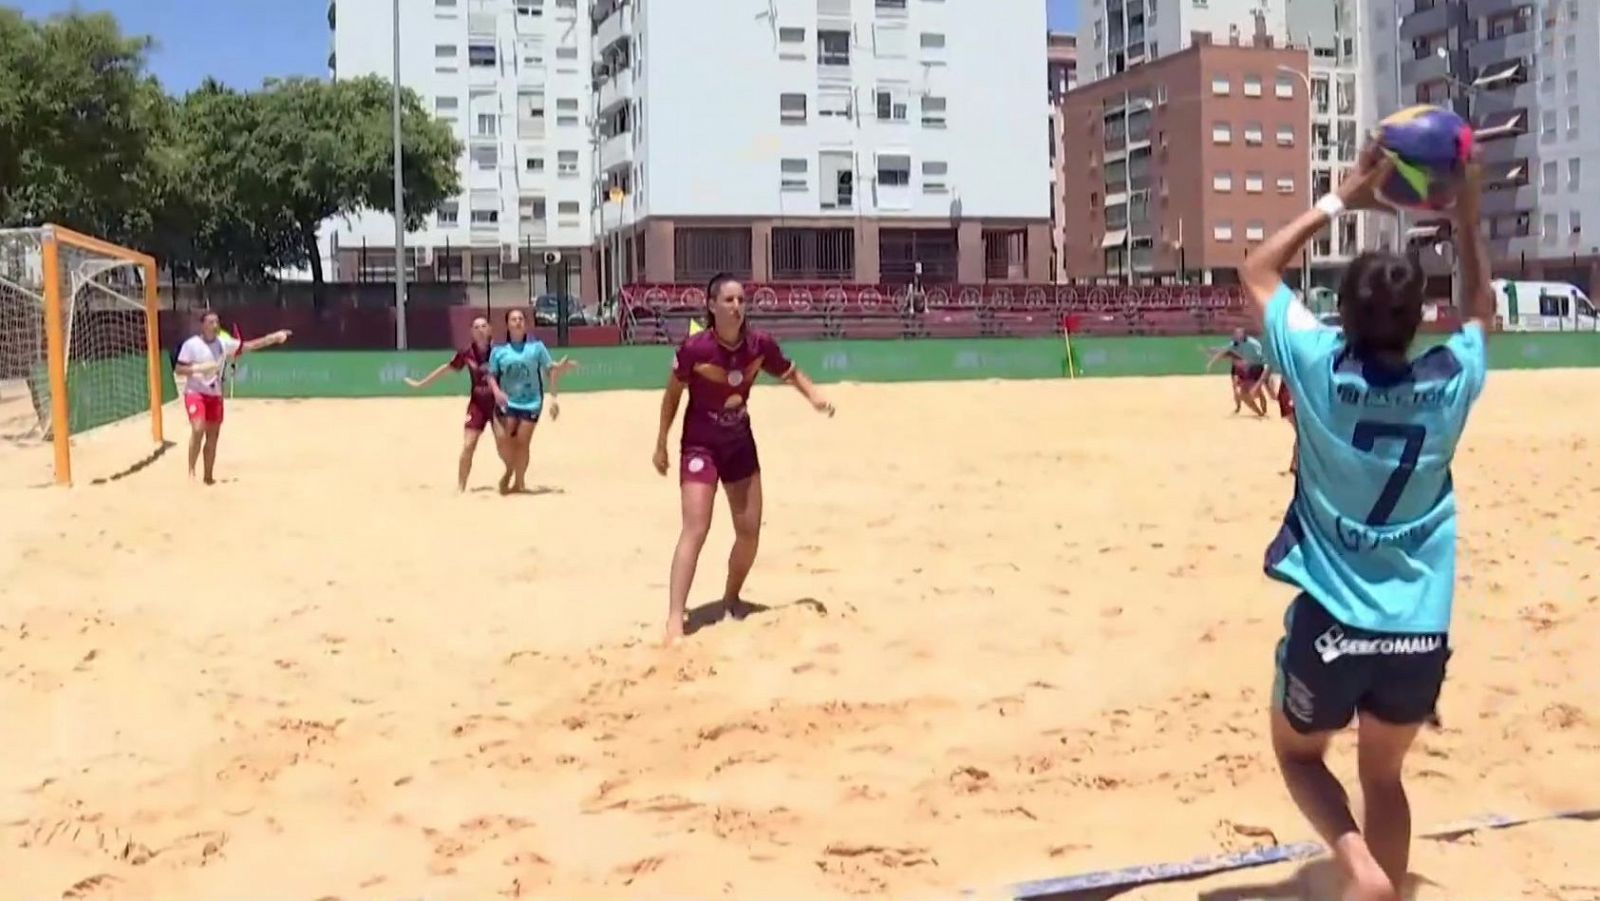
[1059,36,1311,283]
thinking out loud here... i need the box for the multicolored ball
[1373,104,1474,211]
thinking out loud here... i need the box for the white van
[1491,280,1600,332]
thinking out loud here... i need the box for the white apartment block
[588,0,1052,292]
[324,0,594,297]
[1077,0,1375,288]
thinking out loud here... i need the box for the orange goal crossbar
[39,224,164,486]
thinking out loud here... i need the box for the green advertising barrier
[220,334,1600,399]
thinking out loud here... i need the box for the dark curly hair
[1337,251,1425,360]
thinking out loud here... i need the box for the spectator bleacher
[619,282,1251,345]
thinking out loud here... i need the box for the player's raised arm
[239,330,291,354]
[758,333,833,416]
[405,361,455,389]
[1241,147,1395,327]
[1453,163,1492,340]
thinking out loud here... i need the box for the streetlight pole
[391,0,409,350]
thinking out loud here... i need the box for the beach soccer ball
[1373,105,1473,211]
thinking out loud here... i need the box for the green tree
[241,75,461,293]
[0,9,170,246]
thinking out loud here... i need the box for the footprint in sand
[61,874,121,899]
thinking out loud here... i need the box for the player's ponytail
[1338,251,1424,361]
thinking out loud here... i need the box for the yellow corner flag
[689,319,705,336]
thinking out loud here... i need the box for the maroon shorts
[1232,360,1265,384]
[464,396,495,431]
[184,392,224,425]
[681,438,760,486]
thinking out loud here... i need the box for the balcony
[1401,51,1450,85]
[597,66,633,112]
[1476,131,1536,165]
[1398,3,1451,42]
[595,4,628,53]
[1466,0,1529,19]
[600,131,633,172]
[1479,183,1537,217]
[1468,27,1535,70]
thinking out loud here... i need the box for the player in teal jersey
[486,308,576,494]
[1238,146,1491,900]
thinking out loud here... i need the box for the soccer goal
[0,225,164,486]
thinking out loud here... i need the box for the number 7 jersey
[1261,284,1487,635]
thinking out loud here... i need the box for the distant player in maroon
[404,316,507,492]
[652,273,835,645]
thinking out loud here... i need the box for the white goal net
[0,226,163,484]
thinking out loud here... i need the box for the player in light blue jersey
[1238,146,1491,901]
[1206,327,1272,416]
[486,308,577,494]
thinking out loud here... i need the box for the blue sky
[14,0,1078,93]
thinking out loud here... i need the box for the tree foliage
[0,8,462,292]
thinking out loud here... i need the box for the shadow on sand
[683,597,828,636]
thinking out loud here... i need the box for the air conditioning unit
[544,250,563,264]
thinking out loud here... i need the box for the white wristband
[1315,194,1346,220]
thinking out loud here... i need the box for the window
[1211,75,1230,96]
[819,86,853,118]
[555,45,578,64]
[1544,160,1559,193]
[474,112,497,137]
[1244,75,1262,97]
[1246,221,1265,242]
[435,44,458,70]
[1542,109,1558,142]
[557,200,580,221]
[780,92,808,122]
[516,0,542,15]
[876,87,908,121]
[435,96,459,117]
[437,201,459,226]
[877,153,911,186]
[1569,105,1581,139]
[558,150,578,176]
[468,43,496,68]
[876,0,907,11]
[922,160,948,193]
[1571,210,1583,237]
[1244,123,1263,145]
[1276,125,1295,146]
[1276,175,1295,194]
[1275,74,1294,98]
[437,0,457,6]
[526,156,545,173]
[1544,213,1559,242]
[1245,172,1264,193]
[919,32,947,62]
[471,145,498,170]
[1211,122,1232,144]
[779,26,806,48]
[556,97,578,126]
[921,95,947,127]
[1570,70,1581,93]
[1212,171,1233,192]
[471,209,499,226]
[1571,157,1582,190]
[780,158,808,191]
[1213,221,1234,242]
[818,30,850,66]
[518,197,546,224]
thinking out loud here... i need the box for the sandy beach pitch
[1,371,1597,899]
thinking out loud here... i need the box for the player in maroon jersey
[404,316,507,492]
[652,273,835,645]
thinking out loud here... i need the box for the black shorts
[497,407,540,424]
[1272,594,1451,735]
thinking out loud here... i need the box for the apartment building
[1078,0,1374,286]
[587,0,1051,293]
[1059,37,1311,282]
[1386,0,1595,280]
[1049,31,1080,282]
[324,0,594,298]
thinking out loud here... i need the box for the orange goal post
[0,225,164,486]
